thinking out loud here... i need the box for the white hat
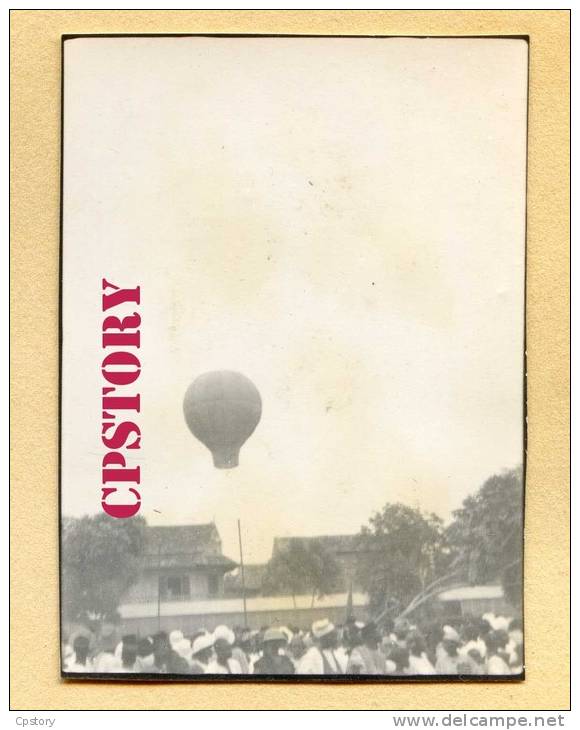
[192,633,214,656]
[279,626,293,643]
[459,639,477,657]
[490,615,510,632]
[443,625,460,643]
[312,619,335,639]
[176,637,192,658]
[169,630,184,647]
[263,628,287,644]
[213,625,235,645]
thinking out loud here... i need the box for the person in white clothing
[406,633,436,675]
[296,619,343,674]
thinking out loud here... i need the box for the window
[159,575,190,600]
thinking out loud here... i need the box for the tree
[446,466,523,608]
[263,539,342,607]
[61,513,146,625]
[355,503,451,617]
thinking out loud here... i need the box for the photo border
[10,9,570,710]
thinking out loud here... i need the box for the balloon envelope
[183,371,262,468]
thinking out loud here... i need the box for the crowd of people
[63,612,523,677]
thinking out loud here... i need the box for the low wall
[120,604,367,636]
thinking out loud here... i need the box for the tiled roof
[144,524,220,555]
[141,524,237,572]
[272,534,363,557]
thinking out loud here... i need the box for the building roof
[272,534,362,557]
[119,591,368,619]
[437,585,504,602]
[141,524,237,572]
[144,524,220,555]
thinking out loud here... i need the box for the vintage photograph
[60,35,528,679]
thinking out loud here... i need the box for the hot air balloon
[183,370,262,468]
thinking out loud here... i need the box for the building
[272,534,366,591]
[435,584,514,618]
[222,534,369,599]
[121,523,237,605]
[117,525,369,634]
[116,526,515,634]
[221,534,368,600]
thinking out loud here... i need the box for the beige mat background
[10,9,570,711]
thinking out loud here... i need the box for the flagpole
[237,519,248,628]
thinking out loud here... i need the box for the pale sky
[62,36,528,563]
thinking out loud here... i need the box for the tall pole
[157,540,162,631]
[237,519,248,628]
